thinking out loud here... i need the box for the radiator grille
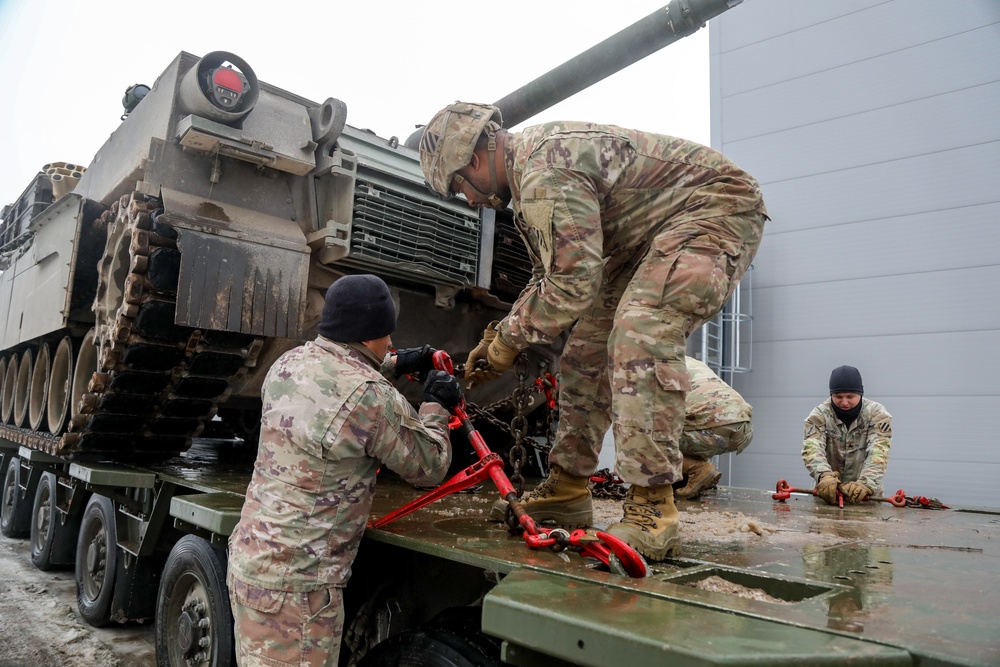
[347,178,479,285]
[491,211,532,301]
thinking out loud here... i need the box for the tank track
[11,193,264,461]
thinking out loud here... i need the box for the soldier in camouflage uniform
[227,274,461,667]
[803,365,892,505]
[419,102,767,561]
[675,356,754,499]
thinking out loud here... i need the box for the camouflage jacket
[228,337,452,591]
[684,357,753,431]
[802,399,892,492]
[497,122,768,348]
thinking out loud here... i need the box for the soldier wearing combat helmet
[227,274,462,667]
[419,101,768,561]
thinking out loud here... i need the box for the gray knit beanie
[319,275,396,342]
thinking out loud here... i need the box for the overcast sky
[0,0,710,207]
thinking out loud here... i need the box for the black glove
[422,370,462,410]
[394,345,436,378]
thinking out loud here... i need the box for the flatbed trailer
[2,436,997,666]
[363,476,999,667]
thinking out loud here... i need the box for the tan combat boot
[605,484,681,561]
[674,456,722,500]
[488,465,593,528]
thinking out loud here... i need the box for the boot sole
[605,525,682,562]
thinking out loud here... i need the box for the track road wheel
[156,535,235,667]
[75,494,118,626]
[31,471,79,570]
[1,456,31,538]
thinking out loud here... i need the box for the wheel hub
[177,609,196,652]
[86,537,106,576]
[179,598,211,665]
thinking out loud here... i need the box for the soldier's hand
[840,481,873,504]
[486,332,519,372]
[422,370,463,410]
[815,472,841,505]
[393,345,436,378]
[465,321,505,388]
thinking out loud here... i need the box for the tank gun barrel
[493,0,742,128]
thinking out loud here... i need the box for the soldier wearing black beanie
[802,364,893,507]
[319,274,397,342]
[829,365,864,396]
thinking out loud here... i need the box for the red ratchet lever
[772,479,844,508]
[369,350,648,578]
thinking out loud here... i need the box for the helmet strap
[453,127,504,208]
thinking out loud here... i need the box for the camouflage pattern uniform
[495,122,767,487]
[802,399,892,494]
[681,357,753,460]
[228,337,451,667]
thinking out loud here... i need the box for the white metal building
[706,0,1000,509]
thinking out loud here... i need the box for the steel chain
[537,360,558,454]
[590,468,627,500]
[508,354,531,496]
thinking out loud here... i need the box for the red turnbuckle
[773,479,843,508]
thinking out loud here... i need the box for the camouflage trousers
[680,421,754,461]
[548,211,765,487]
[229,574,344,667]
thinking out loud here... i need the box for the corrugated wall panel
[712,0,1000,509]
[751,203,1000,288]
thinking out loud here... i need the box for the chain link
[590,468,627,500]
[507,354,532,496]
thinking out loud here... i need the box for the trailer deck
[368,477,1000,667]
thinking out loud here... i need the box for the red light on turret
[213,67,243,92]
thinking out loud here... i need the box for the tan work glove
[465,321,504,388]
[840,481,873,504]
[815,472,841,505]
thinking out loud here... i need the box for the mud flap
[174,229,308,338]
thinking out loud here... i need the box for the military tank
[0,0,738,466]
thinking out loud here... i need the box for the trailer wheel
[357,628,502,667]
[155,534,235,667]
[31,471,78,570]
[1,456,31,538]
[75,494,119,626]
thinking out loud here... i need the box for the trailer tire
[31,471,78,570]
[155,534,235,667]
[1,456,31,538]
[358,627,502,667]
[75,494,119,626]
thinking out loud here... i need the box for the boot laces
[526,477,557,500]
[621,495,662,531]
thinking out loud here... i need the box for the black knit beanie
[829,365,864,395]
[319,275,396,342]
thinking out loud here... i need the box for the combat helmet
[419,102,503,202]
